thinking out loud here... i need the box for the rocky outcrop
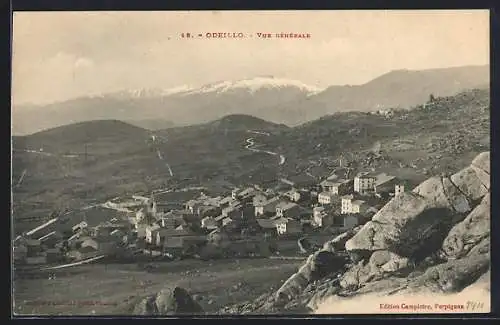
[275,250,348,302]
[440,193,490,259]
[345,153,489,260]
[450,167,488,202]
[399,249,490,295]
[239,152,490,315]
[133,287,203,315]
[322,225,363,253]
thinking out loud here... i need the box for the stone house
[318,191,336,205]
[354,172,377,194]
[320,178,353,195]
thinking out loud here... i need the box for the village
[13,167,408,267]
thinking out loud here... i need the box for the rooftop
[375,173,397,186]
[256,219,276,229]
[351,200,367,206]
[25,217,59,237]
[276,201,299,210]
[238,187,256,197]
[273,217,297,224]
[355,171,378,178]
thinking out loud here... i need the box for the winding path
[245,131,286,166]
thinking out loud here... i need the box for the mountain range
[12,65,489,135]
[12,88,489,234]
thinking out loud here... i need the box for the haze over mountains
[12,64,489,135]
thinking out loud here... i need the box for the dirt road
[13,258,302,316]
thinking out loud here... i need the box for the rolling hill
[12,120,150,155]
[11,88,490,235]
[12,65,489,135]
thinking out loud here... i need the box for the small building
[157,210,186,229]
[395,184,405,196]
[222,217,234,227]
[275,202,299,217]
[253,193,268,207]
[145,224,162,244]
[256,218,277,236]
[68,246,99,261]
[374,173,400,194]
[312,207,334,228]
[341,195,355,214]
[72,221,88,233]
[207,228,230,246]
[81,237,118,254]
[135,222,148,239]
[197,205,222,218]
[237,187,257,202]
[201,216,219,230]
[320,178,353,195]
[354,172,377,194]
[274,217,302,236]
[161,230,206,251]
[283,189,301,202]
[219,196,236,208]
[255,196,281,217]
[318,191,336,205]
[350,200,370,214]
[231,188,241,200]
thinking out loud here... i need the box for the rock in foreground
[133,287,204,316]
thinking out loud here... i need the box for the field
[13,258,303,316]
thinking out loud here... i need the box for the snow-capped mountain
[12,65,489,135]
[104,85,194,99]
[183,76,323,95]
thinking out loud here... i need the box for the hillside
[11,89,490,235]
[12,120,149,155]
[125,119,176,131]
[272,87,490,181]
[12,65,489,135]
[256,65,489,125]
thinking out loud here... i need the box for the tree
[429,93,436,103]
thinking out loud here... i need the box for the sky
[12,10,490,105]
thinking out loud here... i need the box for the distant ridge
[12,65,489,135]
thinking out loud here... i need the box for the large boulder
[339,261,372,290]
[322,225,363,253]
[441,193,490,259]
[471,151,490,174]
[399,250,490,295]
[412,176,455,210]
[275,250,348,302]
[471,165,490,190]
[450,166,488,202]
[346,192,454,258]
[442,177,472,213]
[133,287,203,315]
[369,250,411,274]
[155,287,204,315]
[133,294,158,315]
